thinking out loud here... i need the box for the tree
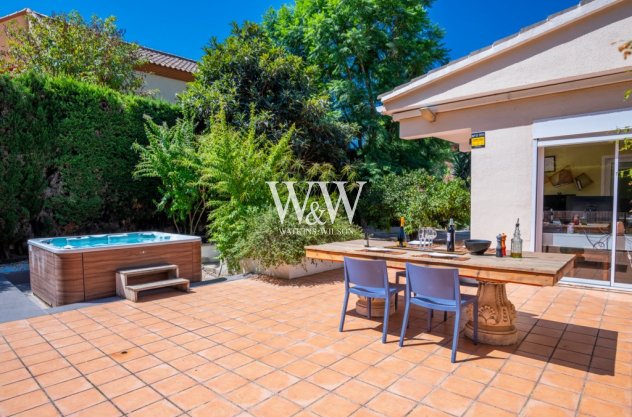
[197,109,298,269]
[133,117,207,235]
[2,11,145,93]
[264,0,449,171]
[180,22,355,168]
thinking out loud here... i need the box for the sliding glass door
[540,142,615,285]
[614,143,632,287]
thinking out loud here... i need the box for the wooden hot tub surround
[28,233,201,307]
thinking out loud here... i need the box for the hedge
[0,72,180,258]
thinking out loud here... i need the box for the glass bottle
[397,217,406,247]
[510,218,523,258]
[446,218,455,252]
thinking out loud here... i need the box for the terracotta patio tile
[198,345,234,361]
[281,380,327,407]
[255,370,299,393]
[366,391,416,417]
[463,402,515,417]
[153,346,191,362]
[522,399,574,417]
[227,383,273,408]
[234,361,275,381]
[66,348,104,366]
[86,365,130,385]
[283,359,323,378]
[452,364,495,384]
[21,349,60,366]
[349,407,383,417]
[259,351,296,368]
[122,354,162,373]
[1,359,25,374]
[190,397,242,417]
[489,373,536,395]
[422,388,472,417]
[27,357,70,376]
[169,353,208,371]
[204,371,248,395]
[99,374,145,398]
[334,379,381,404]
[75,356,117,374]
[137,364,179,384]
[307,368,350,390]
[582,381,632,405]
[169,384,216,411]
[67,400,121,417]
[128,399,181,417]
[307,350,343,367]
[113,386,162,414]
[35,366,81,387]
[356,366,399,389]
[141,340,177,354]
[187,362,226,382]
[406,365,449,386]
[499,361,543,381]
[330,358,369,378]
[249,396,301,417]
[217,352,255,370]
[386,376,432,402]
[408,404,453,417]
[0,389,49,416]
[0,378,39,401]
[55,388,106,415]
[310,393,360,417]
[45,377,93,400]
[13,402,60,417]
[478,387,527,414]
[0,368,32,386]
[531,384,580,410]
[242,344,277,360]
[578,396,632,417]
[152,373,198,397]
[539,370,585,392]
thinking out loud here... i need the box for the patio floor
[0,270,630,417]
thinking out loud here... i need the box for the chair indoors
[399,263,478,363]
[339,257,406,343]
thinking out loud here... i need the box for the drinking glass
[418,227,426,250]
[427,228,437,249]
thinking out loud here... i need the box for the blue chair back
[405,263,460,302]
[343,257,388,289]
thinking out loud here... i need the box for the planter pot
[240,257,341,279]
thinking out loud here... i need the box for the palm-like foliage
[133,117,207,235]
[198,109,297,268]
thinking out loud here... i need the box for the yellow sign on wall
[471,132,485,149]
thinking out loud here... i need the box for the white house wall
[140,72,188,103]
[382,0,632,113]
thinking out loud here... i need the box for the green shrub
[359,170,470,232]
[0,72,179,257]
[238,207,362,270]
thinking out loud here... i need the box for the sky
[0,0,580,62]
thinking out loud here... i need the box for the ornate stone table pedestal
[464,281,518,345]
[355,296,396,317]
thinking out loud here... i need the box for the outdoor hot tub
[28,232,201,306]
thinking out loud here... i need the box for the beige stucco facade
[379,0,632,250]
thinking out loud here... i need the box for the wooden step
[117,264,178,277]
[126,278,189,291]
[124,278,190,302]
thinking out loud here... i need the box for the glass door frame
[535,137,632,290]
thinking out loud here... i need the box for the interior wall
[543,142,614,196]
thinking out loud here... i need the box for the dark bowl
[464,239,491,255]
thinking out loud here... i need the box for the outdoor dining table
[305,239,575,345]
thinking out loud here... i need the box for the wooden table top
[305,240,575,287]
